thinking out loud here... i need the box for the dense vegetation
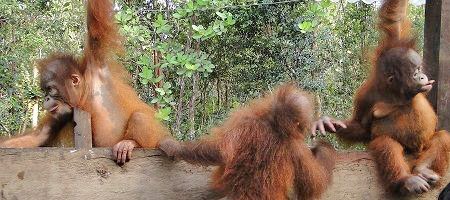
[0,0,424,148]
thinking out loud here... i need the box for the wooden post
[424,0,441,109]
[73,108,93,149]
[437,0,450,130]
[424,0,450,130]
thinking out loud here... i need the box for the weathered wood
[424,0,450,130]
[0,149,447,200]
[424,0,441,110]
[73,109,93,149]
[0,148,217,200]
[437,0,450,130]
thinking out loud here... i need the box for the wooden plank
[424,0,450,130]
[437,0,450,130]
[73,109,93,149]
[0,148,447,200]
[0,148,218,200]
[424,0,441,110]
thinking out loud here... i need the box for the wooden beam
[0,148,447,200]
[424,0,441,110]
[424,0,450,130]
[437,0,450,130]
[73,109,93,149]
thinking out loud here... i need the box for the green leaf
[176,53,186,62]
[204,63,215,73]
[185,71,194,77]
[163,82,172,90]
[225,15,236,26]
[124,14,132,22]
[312,20,319,27]
[156,43,169,52]
[156,107,172,121]
[216,11,227,20]
[137,55,152,66]
[153,14,167,29]
[192,24,205,32]
[310,4,320,13]
[204,27,214,37]
[161,63,169,68]
[139,66,153,79]
[185,63,198,70]
[150,99,159,104]
[173,13,183,19]
[298,21,313,33]
[156,24,172,34]
[157,14,165,23]
[321,0,332,9]
[152,75,164,83]
[176,68,186,75]
[139,66,154,85]
[163,96,174,104]
[177,10,187,17]
[155,88,166,96]
[196,0,209,6]
[167,54,179,65]
[192,33,202,40]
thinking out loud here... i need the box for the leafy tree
[0,0,425,149]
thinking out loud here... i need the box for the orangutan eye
[49,88,58,96]
[413,69,419,78]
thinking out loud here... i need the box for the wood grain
[0,149,447,200]
[437,0,450,131]
[73,109,92,149]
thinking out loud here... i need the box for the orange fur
[0,114,74,148]
[161,84,336,200]
[1,0,169,162]
[335,0,450,194]
[74,0,169,151]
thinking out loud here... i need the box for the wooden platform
[0,148,447,200]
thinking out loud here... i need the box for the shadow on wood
[0,148,447,200]
[73,109,92,149]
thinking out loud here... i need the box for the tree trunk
[174,77,185,138]
[31,49,42,128]
[188,73,199,140]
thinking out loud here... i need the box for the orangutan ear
[387,75,394,84]
[71,74,81,87]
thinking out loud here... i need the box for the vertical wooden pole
[424,0,441,109]
[437,0,450,130]
[73,108,93,149]
[424,0,450,130]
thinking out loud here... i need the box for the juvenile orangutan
[161,84,336,200]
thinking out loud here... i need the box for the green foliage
[0,0,425,149]
[115,0,238,139]
[298,0,332,33]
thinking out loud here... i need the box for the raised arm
[84,0,123,66]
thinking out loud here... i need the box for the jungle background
[0,0,425,149]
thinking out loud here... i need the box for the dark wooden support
[424,0,441,109]
[424,0,450,130]
[73,108,93,149]
[436,0,450,130]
